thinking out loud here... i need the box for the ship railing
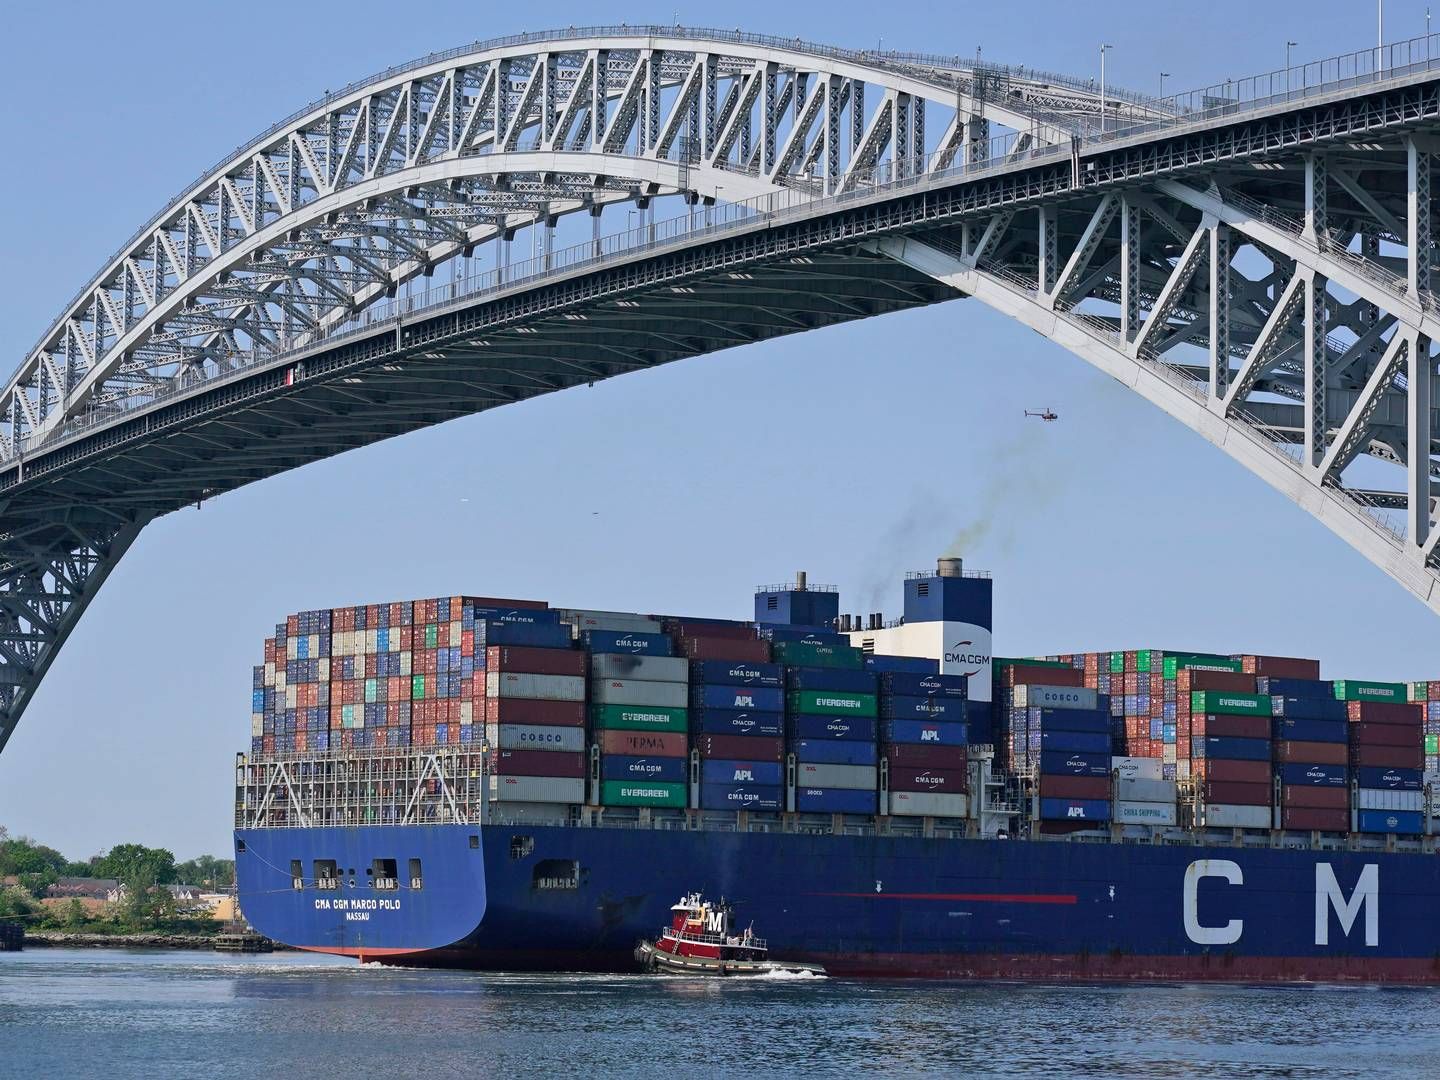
[664,928,767,950]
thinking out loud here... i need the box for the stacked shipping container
[878,671,969,818]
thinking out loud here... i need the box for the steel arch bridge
[2,26,1440,754]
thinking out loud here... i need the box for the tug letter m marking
[1315,863,1378,947]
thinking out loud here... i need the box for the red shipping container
[1201,780,1272,805]
[1191,714,1270,739]
[1178,670,1258,694]
[1005,664,1085,688]
[488,749,586,778]
[1282,806,1349,831]
[1038,775,1111,800]
[1282,785,1349,809]
[1038,821,1100,835]
[669,621,754,641]
[485,645,585,677]
[1248,655,1322,680]
[680,636,771,662]
[1345,701,1422,725]
[1349,722,1421,748]
[695,733,784,761]
[1351,744,1423,768]
[598,729,689,757]
[463,594,549,611]
[1274,740,1348,765]
[888,766,968,793]
[484,698,585,727]
[1189,758,1270,783]
[885,744,968,769]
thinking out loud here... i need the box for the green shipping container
[600,780,687,808]
[1426,734,1439,755]
[1333,679,1407,702]
[1109,652,1124,674]
[786,690,878,717]
[1411,681,1430,702]
[1190,690,1271,717]
[411,674,426,699]
[1137,650,1154,673]
[771,641,863,669]
[590,703,688,732]
[1164,654,1243,680]
[424,623,438,648]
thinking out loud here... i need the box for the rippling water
[3,949,1438,1077]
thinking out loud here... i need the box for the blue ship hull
[235,825,1440,980]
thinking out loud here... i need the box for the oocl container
[1197,802,1271,828]
[795,762,877,790]
[887,790,967,817]
[1355,808,1424,834]
[485,671,586,702]
[590,677,689,709]
[590,654,690,683]
[489,775,586,803]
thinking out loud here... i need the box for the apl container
[485,723,585,752]
[590,678,688,709]
[886,790,967,817]
[882,719,967,746]
[1039,797,1110,822]
[700,784,783,811]
[692,684,785,712]
[700,759,784,786]
[795,762,877,790]
[600,780,687,808]
[489,775,586,803]
[600,755,688,783]
[590,654,689,684]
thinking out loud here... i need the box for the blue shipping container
[1355,808,1424,835]
[787,715,878,742]
[692,684,785,712]
[582,630,673,657]
[475,621,572,649]
[879,672,968,698]
[601,755,688,783]
[1258,677,1334,699]
[785,667,878,693]
[1272,717,1348,743]
[880,695,965,721]
[690,659,784,687]
[758,627,848,645]
[472,607,563,625]
[791,739,878,766]
[1039,729,1111,754]
[1191,736,1271,761]
[700,784,784,811]
[701,759,784,786]
[1355,766,1424,791]
[1026,707,1110,734]
[882,719,968,747]
[691,709,784,737]
[1270,696,1348,721]
[1038,750,1110,777]
[796,787,878,814]
[1277,763,1348,787]
[967,701,993,745]
[1039,797,1112,822]
[865,655,939,675]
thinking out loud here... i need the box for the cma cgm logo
[945,640,990,676]
[1182,860,1379,947]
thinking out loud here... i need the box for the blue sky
[0,0,1435,860]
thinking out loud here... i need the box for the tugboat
[634,892,825,976]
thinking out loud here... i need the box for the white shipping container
[318,657,330,682]
[887,790,968,818]
[286,638,298,661]
[796,762,877,790]
[1112,756,1164,782]
[1176,760,1192,781]
[562,609,664,634]
[484,800,573,825]
[285,686,297,709]
[485,724,586,752]
[401,651,412,676]
[1356,787,1424,811]
[488,775,586,804]
[485,671,586,701]
[1014,685,1098,710]
[1116,777,1177,803]
[1199,803,1272,829]
[1114,800,1178,826]
[590,654,690,684]
[251,715,264,737]
[589,677,688,709]
[1162,744,1178,765]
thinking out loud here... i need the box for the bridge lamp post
[1159,71,1170,97]
[1286,41,1297,92]
[1099,44,1114,133]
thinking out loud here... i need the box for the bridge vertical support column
[646,52,662,154]
[911,98,926,177]
[966,113,990,168]
[1305,273,1329,469]
[1209,223,1232,401]
[1304,153,1328,241]
[1408,137,1432,298]
[850,81,864,159]
[761,63,777,174]
[1409,332,1434,550]
[894,93,911,180]
[1038,205,1058,295]
[702,54,718,158]
[1121,197,1141,343]
[591,50,608,149]
[824,77,841,196]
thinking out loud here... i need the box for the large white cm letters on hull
[1182,860,1380,947]
[940,622,992,701]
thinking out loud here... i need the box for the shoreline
[22,931,288,951]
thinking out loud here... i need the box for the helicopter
[1024,408,1059,422]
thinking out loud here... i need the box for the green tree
[0,885,36,920]
[92,844,176,886]
[0,832,68,878]
[174,855,235,890]
[61,898,87,928]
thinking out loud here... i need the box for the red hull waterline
[375,946,1440,982]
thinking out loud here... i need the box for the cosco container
[1355,808,1424,834]
[793,739,878,766]
[692,684,785,712]
[1113,801,1177,826]
[589,677,688,709]
[589,703,688,733]
[886,790,967,817]
[488,775,586,804]
[1039,797,1110,822]
[700,759,784,786]
[795,787,878,813]
[795,762,877,790]
[690,659,784,687]
[1012,685,1098,710]
[691,709,784,737]
[699,784,783,811]
[485,671,586,702]
[882,718,967,746]
[581,630,673,657]
[597,729,689,757]
[590,654,690,684]
[485,723,585,752]
[887,766,967,793]
[880,695,965,721]
[784,667,878,693]
[599,780,687,808]
[600,755,688,784]
[787,715,878,742]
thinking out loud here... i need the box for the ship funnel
[796,570,807,591]
[937,556,963,577]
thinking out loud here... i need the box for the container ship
[234,559,1440,981]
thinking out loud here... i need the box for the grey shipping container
[1115,777,1177,803]
[590,654,690,684]
[485,671,586,701]
[485,723,586,752]
[887,790,968,818]
[1114,801,1178,826]
[488,775,586,804]
[794,762,877,790]
[590,677,689,709]
[481,800,572,825]
[1197,803,1271,829]
[1014,685,1099,710]
[559,609,664,635]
